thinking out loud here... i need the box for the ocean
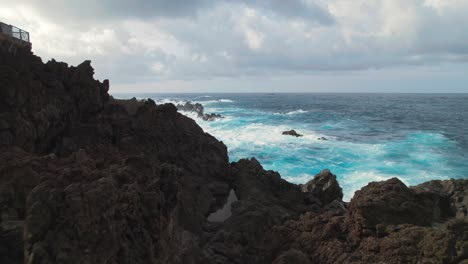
[113,93,468,200]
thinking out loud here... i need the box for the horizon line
[110,91,468,94]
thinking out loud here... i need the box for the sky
[1,0,468,93]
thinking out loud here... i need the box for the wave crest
[274,109,308,115]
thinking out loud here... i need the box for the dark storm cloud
[242,0,335,24]
[24,0,334,25]
[24,0,207,22]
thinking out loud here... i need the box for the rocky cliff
[0,43,467,264]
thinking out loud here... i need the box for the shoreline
[1,44,467,264]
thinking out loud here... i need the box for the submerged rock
[282,130,303,137]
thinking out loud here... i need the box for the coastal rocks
[262,178,468,264]
[347,178,436,237]
[317,136,328,140]
[412,179,468,220]
[282,130,303,137]
[177,101,204,114]
[301,169,343,205]
[0,41,467,264]
[0,43,109,153]
[176,101,223,121]
[108,96,144,115]
[202,113,222,121]
[201,158,321,263]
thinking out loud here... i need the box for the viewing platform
[0,22,31,53]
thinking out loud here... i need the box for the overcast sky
[1,0,468,93]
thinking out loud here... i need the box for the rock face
[282,129,303,137]
[0,41,467,264]
[176,101,223,121]
[412,179,468,220]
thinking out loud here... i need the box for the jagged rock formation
[301,169,343,205]
[282,130,303,137]
[0,41,467,264]
[176,101,222,121]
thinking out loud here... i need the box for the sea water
[114,93,468,200]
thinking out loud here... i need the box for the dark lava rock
[346,177,445,237]
[108,96,145,115]
[317,136,328,140]
[177,101,205,115]
[301,169,343,205]
[0,39,466,264]
[282,130,303,137]
[202,113,223,121]
[177,101,223,121]
[263,178,468,264]
[412,179,468,219]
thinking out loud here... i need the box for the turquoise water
[114,93,468,200]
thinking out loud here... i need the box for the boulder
[301,169,343,205]
[346,178,452,238]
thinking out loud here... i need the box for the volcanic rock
[282,130,303,137]
[176,101,223,121]
[301,169,343,205]
[0,38,466,264]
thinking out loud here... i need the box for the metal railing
[0,22,30,43]
[11,26,30,42]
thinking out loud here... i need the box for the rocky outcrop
[346,178,445,237]
[412,179,468,220]
[108,96,145,115]
[0,41,466,264]
[176,101,222,121]
[282,130,303,137]
[177,101,204,115]
[301,169,343,205]
[262,178,468,264]
[202,113,222,121]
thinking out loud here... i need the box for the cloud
[0,0,467,92]
[14,0,335,25]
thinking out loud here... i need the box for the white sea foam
[282,173,315,185]
[155,98,186,106]
[287,109,308,115]
[197,123,329,153]
[194,95,212,99]
[198,99,235,104]
[274,109,308,115]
